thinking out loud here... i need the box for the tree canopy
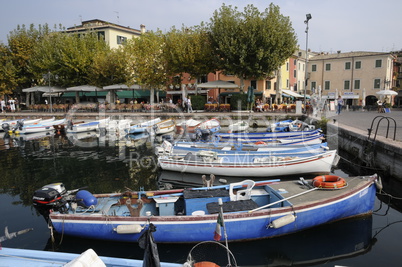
[209,3,298,90]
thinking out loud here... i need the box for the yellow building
[66,19,144,49]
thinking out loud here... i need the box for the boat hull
[158,150,337,177]
[49,176,377,243]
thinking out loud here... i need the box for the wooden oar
[248,187,318,213]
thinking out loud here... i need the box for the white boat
[153,118,176,135]
[66,118,110,133]
[105,119,132,133]
[1,118,42,131]
[228,120,249,133]
[126,118,162,134]
[175,118,202,134]
[13,118,65,134]
[0,247,180,267]
[158,150,338,177]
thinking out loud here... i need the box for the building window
[344,80,350,90]
[355,61,361,69]
[311,81,316,91]
[375,59,382,68]
[294,59,297,65]
[251,80,257,89]
[311,64,317,72]
[324,81,330,90]
[293,69,296,78]
[354,79,361,90]
[325,63,331,71]
[286,79,289,88]
[286,62,289,71]
[345,62,351,70]
[374,78,381,89]
[266,80,271,90]
[97,31,105,41]
[117,35,127,44]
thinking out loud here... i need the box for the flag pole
[218,198,232,266]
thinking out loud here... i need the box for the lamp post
[43,71,58,113]
[304,13,312,113]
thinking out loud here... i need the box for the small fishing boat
[0,247,180,267]
[215,129,321,140]
[267,119,315,132]
[126,118,162,134]
[12,118,65,134]
[175,118,202,134]
[228,120,249,133]
[158,149,338,177]
[33,174,380,243]
[105,119,132,133]
[1,118,42,132]
[153,118,176,135]
[66,118,110,133]
[156,140,329,156]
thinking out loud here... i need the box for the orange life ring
[255,141,266,145]
[194,261,219,267]
[312,175,347,189]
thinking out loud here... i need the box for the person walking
[336,95,343,114]
[187,96,193,113]
[0,99,5,113]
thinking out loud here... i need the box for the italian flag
[214,211,224,241]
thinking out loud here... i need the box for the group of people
[1,98,17,113]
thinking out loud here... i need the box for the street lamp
[304,13,312,113]
[43,71,58,113]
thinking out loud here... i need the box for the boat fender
[76,190,98,208]
[375,176,383,191]
[255,141,266,145]
[269,214,296,229]
[114,224,143,234]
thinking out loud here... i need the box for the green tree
[125,31,169,105]
[0,43,18,95]
[3,24,51,95]
[88,47,130,87]
[29,31,109,87]
[164,25,217,81]
[209,3,297,91]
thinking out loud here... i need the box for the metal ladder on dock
[367,115,397,141]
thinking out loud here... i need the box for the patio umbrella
[103,84,143,103]
[22,86,66,110]
[67,85,103,103]
[197,80,239,104]
[376,90,397,96]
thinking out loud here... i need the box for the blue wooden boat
[156,140,329,156]
[215,129,321,141]
[33,174,379,243]
[126,118,161,134]
[175,133,324,148]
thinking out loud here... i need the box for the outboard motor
[13,120,24,131]
[1,123,10,132]
[33,183,68,222]
[67,120,73,130]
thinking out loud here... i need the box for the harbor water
[0,130,402,266]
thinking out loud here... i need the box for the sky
[1,0,401,53]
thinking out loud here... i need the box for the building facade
[308,51,395,106]
[66,19,144,49]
